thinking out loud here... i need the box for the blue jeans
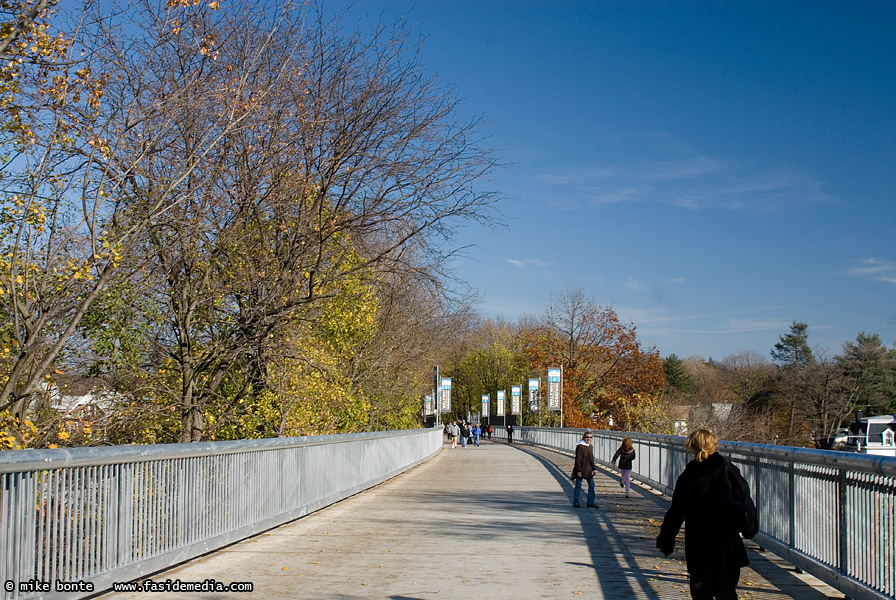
[473,434,480,446]
[573,477,595,506]
[460,435,467,447]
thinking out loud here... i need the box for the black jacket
[656,452,749,578]
[612,447,636,470]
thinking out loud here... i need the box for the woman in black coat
[570,430,597,508]
[656,428,750,600]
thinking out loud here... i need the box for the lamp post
[433,366,440,427]
[560,365,564,428]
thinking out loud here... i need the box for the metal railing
[0,428,442,600]
[493,426,896,600]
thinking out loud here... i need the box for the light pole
[434,366,440,427]
[560,364,564,428]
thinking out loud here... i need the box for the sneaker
[619,481,624,488]
[573,503,581,508]
[625,493,629,498]
[586,504,596,508]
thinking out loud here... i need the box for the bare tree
[720,351,775,404]
[114,5,500,441]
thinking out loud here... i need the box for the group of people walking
[445,421,487,448]
[444,421,516,447]
[572,428,757,600]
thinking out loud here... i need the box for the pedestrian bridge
[1,428,894,599]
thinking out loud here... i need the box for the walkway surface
[97,439,843,600]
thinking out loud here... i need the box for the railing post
[789,459,796,549]
[838,467,849,579]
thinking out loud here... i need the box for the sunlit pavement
[96,439,842,599]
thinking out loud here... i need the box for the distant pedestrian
[486,424,493,440]
[612,437,636,498]
[570,430,597,508]
[459,421,470,448]
[473,423,482,446]
[448,421,460,449]
[656,428,756,600]
[506,424,514,443]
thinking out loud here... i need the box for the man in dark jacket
[656,428,751,600]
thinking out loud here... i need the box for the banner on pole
[424,394,433,416]
[481,394,489,417]
[440,377,451,413]
[511,385,522,416]
[547,367,561,411]
[496,390,505,416]
[528,378,540,412]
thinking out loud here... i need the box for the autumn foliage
[0,2,500,447]
[518,289,664,429]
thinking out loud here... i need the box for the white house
[846,412,896,457]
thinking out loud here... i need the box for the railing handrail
[515,426,896,476]
[0,429,423,473]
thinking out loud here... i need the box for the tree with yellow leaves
[0,0,290,442]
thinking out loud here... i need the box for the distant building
[671,404,733,436]
[33,379,118,420]
[846,411,896,457]
[671,406,691,435]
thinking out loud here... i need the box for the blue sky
[333,1,896,361]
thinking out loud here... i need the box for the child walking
[611,437,636,498]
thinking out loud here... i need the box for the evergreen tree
[771,321,814,445]
[836,332,896,416]
[771,322,814,368]
[663,354,693,393]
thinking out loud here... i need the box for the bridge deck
[98,439,841,599]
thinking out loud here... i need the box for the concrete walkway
[97,440,842,600]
